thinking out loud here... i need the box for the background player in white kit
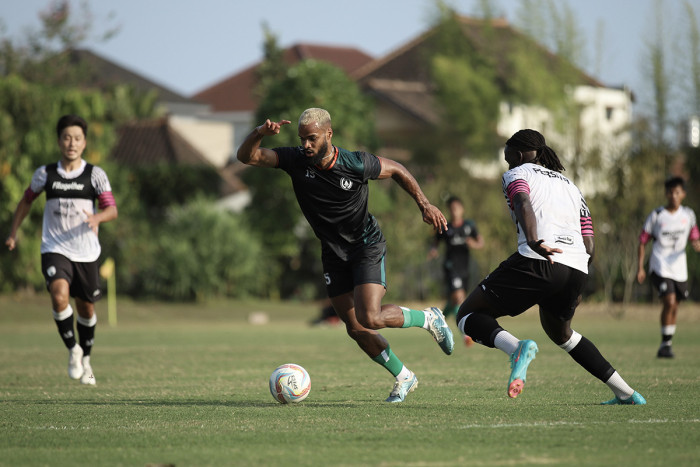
[456,129,646,405]
[637,176,700,358]
[5,115,118,385]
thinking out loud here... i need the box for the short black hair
[56,115,88,139]
[446,196,462,207]
[664,176,685,191]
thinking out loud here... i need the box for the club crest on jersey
[340,177,353,191]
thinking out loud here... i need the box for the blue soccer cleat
[601,391,647,405]
[508,339,538,398]
[385,373,418,403]
[425,307,455,355]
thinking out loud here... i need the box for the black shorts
[41,253,103,303]
[650,271,689,301]
[322,241,387,298]
[444,266,469,293]
[479,252,587,321]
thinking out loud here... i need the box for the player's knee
[354,307,383,329]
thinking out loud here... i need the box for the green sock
[400,307,426,328]
[371,345,404,377]
[443,303,459,317]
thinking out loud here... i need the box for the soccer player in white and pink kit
[5,115,118,385]
[456,129,646,405]
[637,176,700,358]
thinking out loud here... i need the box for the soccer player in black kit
[237,108,454,403]
[428,196,484,319]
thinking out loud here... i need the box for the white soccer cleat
[80,357,96,385]
[425,307,455,355]
[68,345,84,379]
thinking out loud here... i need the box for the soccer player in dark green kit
[237,108,454,403]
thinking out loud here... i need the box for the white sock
[421,309,433,330]
[661,325,676,346]
[77,313,97,327]
[605,371,634,400]
[494,330,520,355]
[558,331,583,353]
[457,314,469,335]
[53,304,74,321]
[82,355,91,366]
[396,365,412,381]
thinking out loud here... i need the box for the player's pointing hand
[257,119,291,136]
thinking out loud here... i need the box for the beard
[306,139,330,166]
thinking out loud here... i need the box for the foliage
[0,74,156,292]
[129,198,266,301]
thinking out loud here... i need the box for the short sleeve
[29,165,47,194]
[91,166,112,195]
[362,152,381,181]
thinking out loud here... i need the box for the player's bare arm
[237,119,291,167]
[377,157,447,233]
[511,191,562,263]
[636,242,647,284]
[5,196,33,251]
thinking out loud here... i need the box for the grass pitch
[1,295,699,466]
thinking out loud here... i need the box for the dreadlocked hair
[506,129,565,173]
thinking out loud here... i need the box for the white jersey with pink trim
[641,206,699,281]
[502,163,591,273]
[29,160,113,262]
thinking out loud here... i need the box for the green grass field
[1,295,699,466]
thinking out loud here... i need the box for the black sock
[460,313,503,348]
[567,336,615,382]
[54,310,77,350]
[76,315,97,357]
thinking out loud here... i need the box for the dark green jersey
[274,145,384,260]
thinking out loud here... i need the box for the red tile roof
[192,43,374,112]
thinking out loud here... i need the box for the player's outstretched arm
[5,197,33,251]
[377,157,447,233]
[237,119,291,168]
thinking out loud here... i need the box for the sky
[0,0,697,109]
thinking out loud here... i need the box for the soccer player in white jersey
[637,176,700,358]
[5,115,118,385]
[456,129,646,405]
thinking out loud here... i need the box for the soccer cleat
[601,391,647,405]
[425,307,455,355]
[68,345,84,380]
[508,339,538,398]
[657,345,674,358]
[385,373,418,403]
[80,357,95,386]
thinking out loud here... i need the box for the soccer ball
[269,363,311,404]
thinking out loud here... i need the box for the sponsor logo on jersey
[52,181,85,191]
[340,178,353,190]
[554,235,574,245]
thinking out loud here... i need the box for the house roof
[353,16,602,88]
[352,16,603,123]
[110,118,214,166]
[66,49,193,103]
[111,118,246,195]
[192,43,374,112]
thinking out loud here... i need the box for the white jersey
[29,160,113,262]
[641,206,699,281]
[502,163,591,273]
